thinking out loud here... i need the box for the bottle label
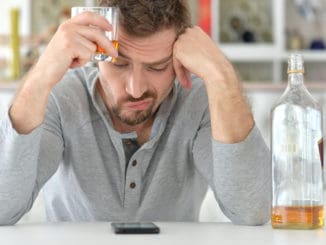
[280,143,298,155]
[272,105,323,165]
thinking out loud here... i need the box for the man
[0,0,271,225]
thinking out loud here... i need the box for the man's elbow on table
[220,199,271,226]
[0,208,25,226]
[234,211,271,226]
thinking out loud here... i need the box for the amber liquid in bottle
[272,205,324,229]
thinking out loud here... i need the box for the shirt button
[132,160,138,167]
[130,182,136,189]
[125,140,132,145]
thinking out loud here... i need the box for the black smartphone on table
[111,222,160,234]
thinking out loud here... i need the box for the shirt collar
[85,67,178,146]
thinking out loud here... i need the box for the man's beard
[112,92,157,126]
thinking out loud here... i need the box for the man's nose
[126,68,148,98]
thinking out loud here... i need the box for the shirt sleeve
[192,111,272,225]
[0,93,64,225]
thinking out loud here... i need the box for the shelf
[220,44,279,61]
[215,0,326,84]
[0,81,19,91]
[282,51,326,62]
[221,46,326,62]
[243,82,326,92]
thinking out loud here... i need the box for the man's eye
[148,66,168,72]
[113,62,128,68]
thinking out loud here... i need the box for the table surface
[0,222,325,245]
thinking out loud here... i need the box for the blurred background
[2,0,326,84]
[1,0,326,223]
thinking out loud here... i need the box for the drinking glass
[71,7,119,62]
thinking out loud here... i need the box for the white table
[0,222,325,245]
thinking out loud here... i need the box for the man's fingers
[173,58,192,89]
[68,12,118,58]
[69,38,96,68]
[75,25,118,58]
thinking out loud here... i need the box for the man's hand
[36,11,118,88]
[173,26,240,91]
[173,26,254,143]
[9,12,118,134]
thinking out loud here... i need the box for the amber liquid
[95,40,119,62]
[272,205,324,229]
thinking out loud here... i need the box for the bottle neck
[288,72,304,87]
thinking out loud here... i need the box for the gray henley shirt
[0,66,271,225]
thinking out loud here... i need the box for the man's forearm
[205,69,254,143]
[9,64,54,134]
[0,112,42,225]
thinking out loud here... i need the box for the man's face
[98,28,177,127]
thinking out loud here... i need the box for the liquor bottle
[271,53,324,229]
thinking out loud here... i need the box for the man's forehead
[119,26,177,42]
[118,28,177,58]
[118,50,173,65]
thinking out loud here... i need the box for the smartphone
[111,222,160,234]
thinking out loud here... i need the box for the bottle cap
[287,53,304,74]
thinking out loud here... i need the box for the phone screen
[111,222,160,234]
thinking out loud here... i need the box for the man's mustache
[124,91,156,102]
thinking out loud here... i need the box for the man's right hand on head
[8,12,118,135]
[35,11,118,89]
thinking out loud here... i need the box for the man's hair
[98,0,191,36]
